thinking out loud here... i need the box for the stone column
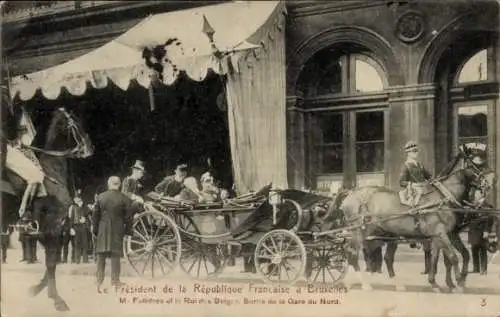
[286,95,306,189]
[494,3,500,207]
[387,84,436,190]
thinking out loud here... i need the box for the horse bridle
[20,108,91,158]
[429,154,492,208]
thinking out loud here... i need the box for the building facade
[285,0,500,204]
[2,0,499,201]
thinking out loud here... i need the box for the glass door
[453,101,494,166]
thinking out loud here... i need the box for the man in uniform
[68,191,91,264]
[399,141,434,274]
[468,217,491,275]
[93,176,133,290]
[154,163,188,197]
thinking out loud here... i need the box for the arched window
[302,51,389,192]
[314,54,386,96]
[457,49,488,84]
[451,48,494,164]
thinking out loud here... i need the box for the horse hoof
[454,286,464,294]
[54,298,70,312]
[430,283,441,293]
[28,285,44,297]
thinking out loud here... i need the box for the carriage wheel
[176,214,227,279]
[180,240,227,279]
[305,238,348,285]
[254,229,306,285]
[123,208,181,280]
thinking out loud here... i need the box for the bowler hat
[132,160,145,171]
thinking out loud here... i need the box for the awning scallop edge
[10,1,284,101]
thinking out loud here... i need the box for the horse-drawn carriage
[123,184,350,285]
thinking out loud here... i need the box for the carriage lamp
[268,189,283,226]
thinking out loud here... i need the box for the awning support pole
[148,84,156,112]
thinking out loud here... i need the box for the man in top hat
[122,160,145,203]
[399,140,434,274]
[154,163,189,198]
[93,176,133,290]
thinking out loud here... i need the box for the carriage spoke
[128,246,147,256]
[269,235,279,253]
[129,238,147,246]
[155,249,174,270]
[155,237,178,247]
[256,254,274,260]
[261,243,276,256]
[133,229,149,242]
[139,218,149,236]
[196,255,202,278]
[312,265,321,282]
[151,251,155,278]
[141,252,153,275]
[156,246,176,268]
[282,263,291,280]
[326,266,339,281]
[202,254,210,276]
[154,252,167,276]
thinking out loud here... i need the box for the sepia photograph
[0,0,499,316]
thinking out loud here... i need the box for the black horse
[1,90,93,311]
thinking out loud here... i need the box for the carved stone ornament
[396,11,426,44]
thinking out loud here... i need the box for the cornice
[387,83,436,102]
[287,0,389,18]
[3,1,228,34]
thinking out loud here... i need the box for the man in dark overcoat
[92,176,133,289]
[468,216,493,275]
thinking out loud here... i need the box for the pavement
[2,237,500,317]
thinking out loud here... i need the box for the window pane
[355,59,384,92]
[320,114,343,143]
[356,111,384,141]
[458,49,487,84]
[321,145,343,173]
[317,60,342,95]
[458,137,488,148]
[458,105,487,137]
[356,142,384,172]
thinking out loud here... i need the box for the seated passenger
[199,172,220,203]
[154,164,188,197]
[176,177,202,202]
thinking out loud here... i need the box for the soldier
[93,176,133,290]
[69,191,91,264]
[468,215,493,275]
[399,141,433,274]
